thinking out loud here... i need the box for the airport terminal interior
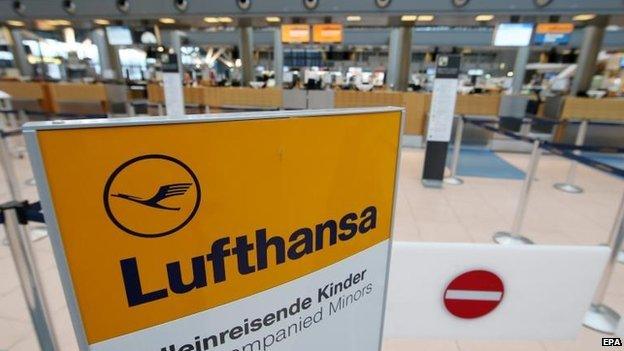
[0,1,624,351]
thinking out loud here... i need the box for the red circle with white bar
[443,270,504,319]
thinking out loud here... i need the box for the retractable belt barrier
[461,115,624,334]
[0,200,45,224]
[463,117,624,180]
[0,128,22,138]
[499,114,624,128]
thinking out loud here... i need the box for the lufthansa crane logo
[103,154,201,238]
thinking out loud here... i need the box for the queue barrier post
[493,139,540,245]
[0,130,23,200]
[554,119,589,194]
[584,191,624,334]
[0,124,58,349]
[2,203,59,351]
[157,103,164,116]
[444,115,464,186]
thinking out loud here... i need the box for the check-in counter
[203,87,282,111]
[335,90,403,108]
[335,90,430,138]
[0,81,51,118]
[455,94,501,117]
[402,92,431,136]
[47,82,109,116]
[555,97,624,146]
[561,97,624,121]
[104,84,131,115]
[184,86,208,114]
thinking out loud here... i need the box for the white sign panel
[384,242,609,340]
[426,78,458,142]
[162,72,185,117]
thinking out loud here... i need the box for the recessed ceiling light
[417,15,435,22]
[572,14,596,21]
[475,14,494,22]
[266,17,281,23]
[6,20,25,27]
[94,19,110,25]
[347,15,362,22]
[204,17,219,23]
[401,15,417,22]
[159,17,176,24]
[51,19,71,26]
[218,17,233,23]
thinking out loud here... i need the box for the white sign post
[422,54,461,187]
[161,52,185,117]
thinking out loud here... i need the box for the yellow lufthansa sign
[27,108,402,346]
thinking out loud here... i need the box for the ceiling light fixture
[94,19,110,25]
[159,17,176,24]
[475,14,494,22]
[572,14,596,21]
[266,16,281,23]
[203,17,219,23]
[218,17,233,23]
[401,15,417,22]
[417,15,434,22]
[347,15,362,22]
[6,20,25,27]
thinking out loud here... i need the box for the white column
[570,16,608,95]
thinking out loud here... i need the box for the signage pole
[584,191,624,334]
[554,119,588,194]
[0,134,58,350]
[2,205,59,351]
[0,133,22,200]
[493,140,540,245]
[422,54,460,188]
[444,115,464,185]
[160,51,185,117]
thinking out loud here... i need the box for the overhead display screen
[533,23,574,45]
[106,26,133,46]
[312,24,343,43]
[281,24,311,43]
[493,23,534,47]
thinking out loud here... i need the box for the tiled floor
[0,144,623,351]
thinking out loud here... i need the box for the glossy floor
[0,146,622,351]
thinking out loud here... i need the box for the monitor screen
[493,23,534,47]
[533,23,573,45]
[281,24,311,43]
[106,26,133,46]
[312,24,343,43]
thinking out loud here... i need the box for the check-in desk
[555,97,624,147]
[47,83,110,117]
[0,81,50,120]
[203,87,283,112]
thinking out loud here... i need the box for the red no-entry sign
[444,270,504,319]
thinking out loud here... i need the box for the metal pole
[584,192,624,334]
[0,133,22,200]
[0,121,58,351]
[444,116,464,185]
[157,103,164,116]
[554,119,589,194]
[3,206,59,351]
[493,139,540,245]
